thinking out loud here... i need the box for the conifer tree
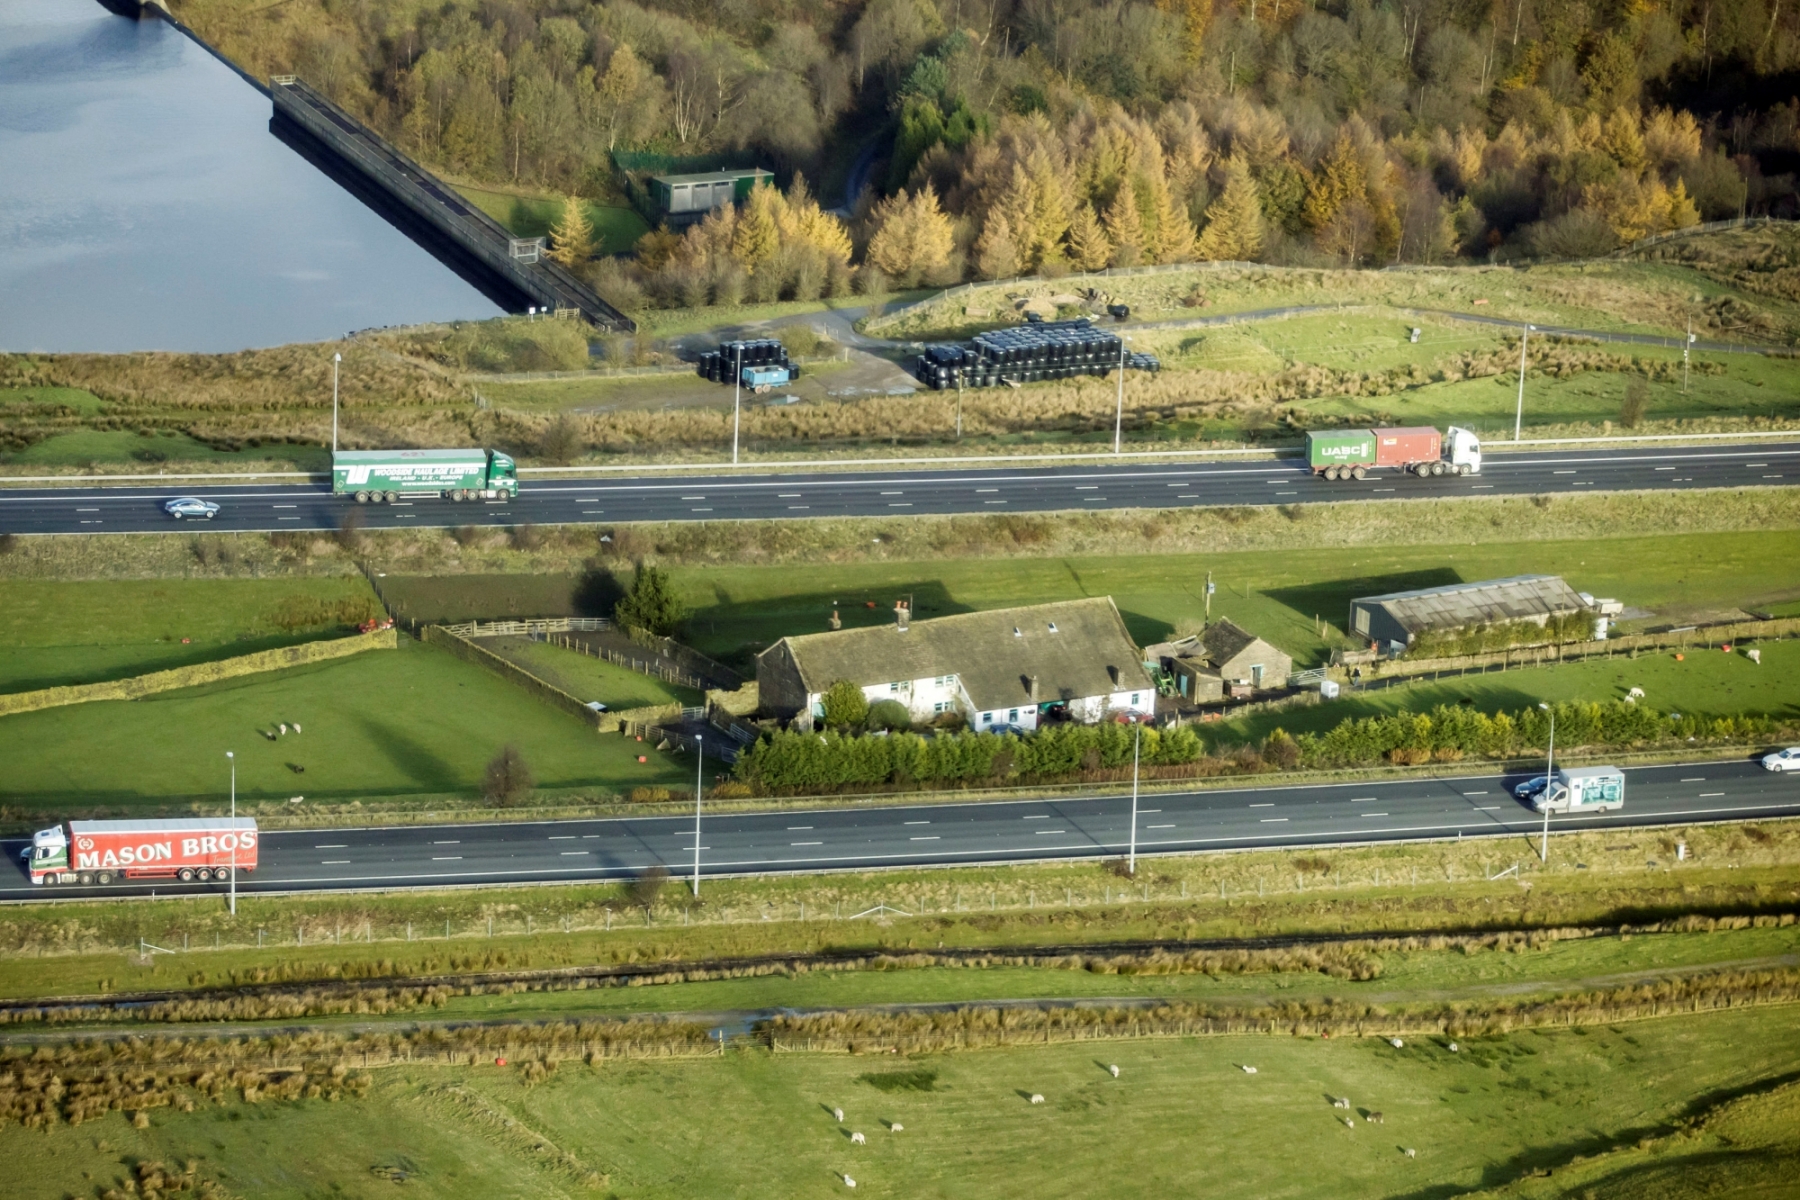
[1103,185,1146,266]
[976,210,1020,280]
[1195,158,1264,261]
[1066,203,1113,271]
[730,181,782,274]
[547,195,594,267]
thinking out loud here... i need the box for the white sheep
[1029,1093,1045,1104]
[1332,1098,1350,1109]
[1367,1112,1385,1124]
[1343,1117,1356,1129]
[1627,687,1646,700]
[1448,1042,1460,1052]
[279,723,288,735]
[834,1108,844,1123]
[1389,1038,1404,1048]
[1240,1065,1257,1074]
[843,1176,856,1188]
[850,1132,865,1145]
[1108,1064,1120,1078]
[889,1123,903,1133]
[1749,649,1762,665]
[292,722,302,733]
[1404,1148,1416,1159]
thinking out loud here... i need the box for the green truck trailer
[331,449,517,503]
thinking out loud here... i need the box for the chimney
[895,601,910,632]
[1029,675,1039,702]
[1108,664,1120,686]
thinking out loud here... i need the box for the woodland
[161,0,1800,306]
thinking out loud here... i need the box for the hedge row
[736,700,1787,791]
[736,721,1204,790]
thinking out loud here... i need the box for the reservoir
[0,0,502,354]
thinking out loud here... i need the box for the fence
[441,617,610,638]
[624,719,741,763]
[421,625,602,730]
[1623,214,1793,254]
[543,633,708,691]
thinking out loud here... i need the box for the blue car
[1513,775,1551,801]
[164,497,220,520]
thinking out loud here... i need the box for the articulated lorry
[26,818,259,886]
[1306,426,1481,481]
[331,449,517,504]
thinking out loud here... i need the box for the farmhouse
[756,597,1156,731]
[1145,619,1293,702]
[1348,575,1591,649]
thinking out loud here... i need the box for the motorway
[2,441,1799,535]
[4,760,1795,900]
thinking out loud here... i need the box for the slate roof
[1199,618,1262,665]
[772,597,1153,711]
[1354,574,1589,634]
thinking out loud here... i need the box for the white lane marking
[788,505,809,510]
[273,504,297,508]
[1475,806,1503,811]
[976,488,999,493]
[321,859,350,864]
[1554,470,1577,474]
[560,851,589,856]
[792,841,823,846]
[1374,487,1395,492]
[1147,823,1175,829]
[1748,462,1769,467]
[1179,494,1198,498]
[277,516,300,520]
[432,856,463,861]
[1362,812,1389,817]
[984,500,1007,504]
[1140,809,1160,813]
[1764,474,1783,479]
[680,495,706,499]
[1265,479,1287,484]
[1076,486,1100,491]
[1248,803,1275,808]
[778,493,802,498]
[889,502,912,507]
[788,825,814,830]
[692,507,712,512]
[910,835,940,841]
[316,844,346,849]
[548,836,576,840]
[880,491,904,495]
[1700,792,1725,797]
[1472,485,1493,489]
[1260,818,1289,823]
[1464,792,1488,796]
[75,507,98,512]
[1035,830,1065,835]
[582,509,604,515]
[904,820,931,825]
[1351,797,1378,802]
[1022,815,1049,820]
[582,834,600,839]
[1655,466,1676,471]
[433,840,459,844]
[1681,777,1706,782]
[1276,491,1297,495]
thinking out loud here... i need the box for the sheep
[263,730,278,742]
[292,722,302,733]
[1366,1112,1385,1124]
[278,723,288,735]
[833,1108,844,1123]
[1343,1118,1356,1129]
[843,1176,856,1188]
[1388,1038,1404,1048]
[889,1124,903,1134]
[1240,1066,1257,1074]
[1332,1098,1350,1109]
[1108,1065,1120,1078]
[1448,1042,1459,1053]
[1029,1094,1045,1104]
[850,1132,865,1145]
[1749,649,1762,665]
[1627,687,1646,700]
[1404,1148,1416,1159]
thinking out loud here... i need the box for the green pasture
[0,429,327,470]
[0,385,106,415]
[0,637,686,812]
[0,578,381,693]
[452,184,649,256]
[7,1006,1800,1199]
[486,636,703,709]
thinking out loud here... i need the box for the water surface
[0,0,501,352]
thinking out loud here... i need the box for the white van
[1533,766,1625,814]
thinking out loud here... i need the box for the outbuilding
[1146,619,1293,702]
[1348,574,1590,649]
[648,168,775,224]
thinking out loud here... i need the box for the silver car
[1762,747,1800,772]
[164,497,220,520]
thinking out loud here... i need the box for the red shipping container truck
[1372,427,1440,469]
[26,818,258,886]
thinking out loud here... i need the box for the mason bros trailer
[27,819,258,886]
[331,449,517,504]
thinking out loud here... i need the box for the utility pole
[692,735,703,897]
[331,352,341,454]
[955,379,963,440]
[1113,336,1127,454]
[731,345,743,466]
[1513,325,1533,441]
[1204,570,1214,623]
[225,751,236,916]
[1127,723,1141,876]
[1684,320,1694,393]
[1537,702,1554,864]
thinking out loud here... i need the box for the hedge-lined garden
[735,701,1790,793]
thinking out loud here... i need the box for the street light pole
[331,352,341,455]
[1684,320,1694,393]
[1513,325,1533,441]
[1113,336,1127,455]
[225,751,236,915]
[731,346,743,466]
[1127,723,1141,876]
[692,736,703,898]
[1537,702,1554,864]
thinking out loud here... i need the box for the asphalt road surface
[4,760,1794,900]
[3,441,1798,536]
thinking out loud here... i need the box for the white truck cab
[23,826,68,873]
[1534,766,1625,814]
[1446,426,1481,475]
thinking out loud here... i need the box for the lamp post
[225,751,236,915]
[731,345,744,466]
[1537,702,1554,864]
[1113,336,1129,455]
[1127,723,1141,876]
[691,735,703,898]
[1513,325,1535,441]
[331,352,341,454]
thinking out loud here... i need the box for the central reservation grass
[0,577,382,693]
[6,1006,1800,1199]
[0,636,685,814]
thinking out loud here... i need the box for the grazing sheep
[1108,1065,1120,1078]
[279,723,288,735]
[1343,1118,1356,1129]
[1404,1148,1416,1159]
[293,722,302,733]
[1367,1112,1384,1124]
[1241,1066,1257,1075]
[1029,1094,1045,1104]
[1448,1042,1460,1053]
[889,1124,903,1133]
[263,730,277,742]
[834,1108,844,1123]
[1627,687,1646,700]
[844,1176,856,1188]
[850,1132,865,1145]
[1749,649,1762,665]
[1389,1038,1404,1048]
[1332,1098,1350,1109]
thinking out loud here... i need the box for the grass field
[6,1005,1799,1199]
[485,636,703,709]
[452,184,650,256]
[1,429,327,470]
[0,578,383,693]
[0,637,686,814]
